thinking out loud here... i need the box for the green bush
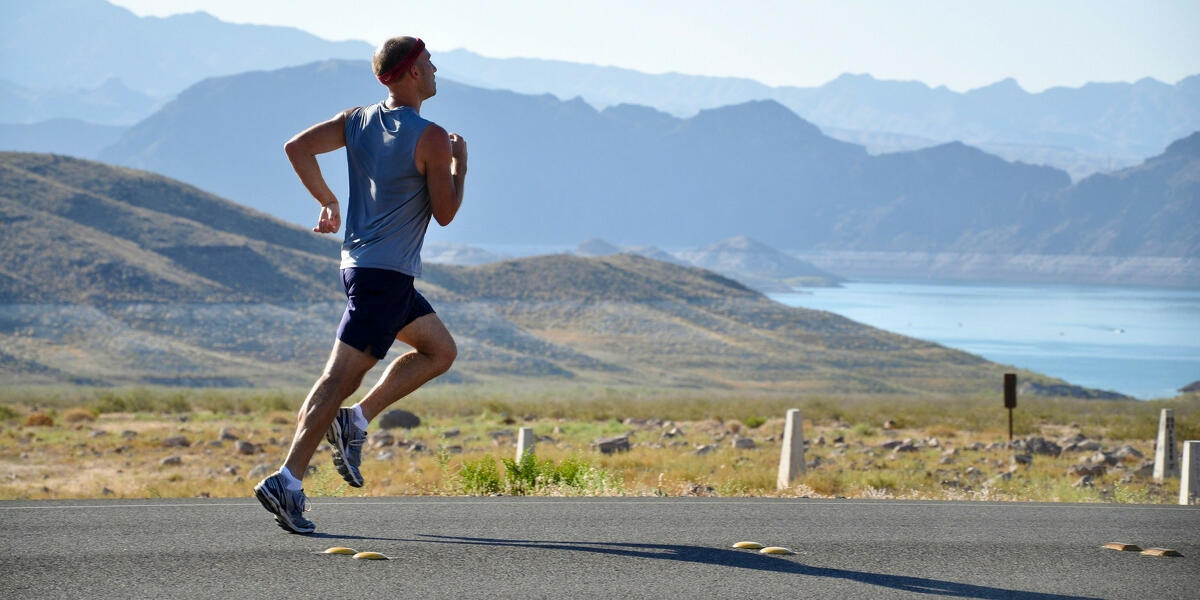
[457,456,502,495]
[743,416,767,429]
[0,405,18,421]
[851,422,876,437]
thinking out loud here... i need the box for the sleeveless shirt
[340,102,433,276]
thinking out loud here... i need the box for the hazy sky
[108,0,1198,92]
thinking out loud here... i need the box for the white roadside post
[1180,441,1199,505]
[1153,409,1178,481]
[516,427,535,462]
[776,409,806,490]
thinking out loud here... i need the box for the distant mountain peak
[1163,131,1200,157]
[970,77,1025,95]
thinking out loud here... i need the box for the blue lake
[768,283,1200,400]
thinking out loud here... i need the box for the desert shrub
[62,408,97,423]
[743,416,767,429]
[800,472,844,497]
[161,395,190,414]
[457,456,502,495]
[0,405,18,421]
[862,473,898,492]
[850,422,875,437]
[24,413,54,427]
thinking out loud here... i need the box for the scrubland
[1,385,1196,503]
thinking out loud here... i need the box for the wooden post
[1154,409,1177,481]
[516,427,535,462]
[776,409,805,490]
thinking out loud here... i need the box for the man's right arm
[284,109,353,234]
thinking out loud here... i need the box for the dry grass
[0,387,1196,502]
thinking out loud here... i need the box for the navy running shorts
[336,267,435,360]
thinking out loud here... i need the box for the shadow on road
[405,534,1100,600]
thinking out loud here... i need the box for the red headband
[376,38,426,85]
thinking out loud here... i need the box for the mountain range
[0,151,1064,396]
[3,0,1198,180]
[89,60,1197,261]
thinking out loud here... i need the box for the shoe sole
[253,482,315,534]
[326,419,365,488]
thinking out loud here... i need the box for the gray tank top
[340,102,433,276]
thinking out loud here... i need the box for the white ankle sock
[351,404,369,430]
[279,466,303,491]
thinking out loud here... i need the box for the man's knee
[427,334,457,375]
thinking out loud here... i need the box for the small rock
[894,442,919,453]
[1077,440,1102,451]
[121,430,138,439]
[731,437,756,449]
[1088,451,1118,466]
[832,434,845,444]
[879,440,903,449]
[815,435,826,446]
[693,444,717,456]
[163,435,190,448]
[662,427,683,438]
[160,455,182,466]
[595,435,631,454]
[224,466,238,476]
[207,440,223,448]
[487,429,515,440]
[1132,460,1155,478]
[235,441,260,455]
[440,445,463,454]
[1023,437,1061,456]
[219,428,239,441]
[442,428,460,439]
[408,442,427,453]
[370,431,396,448]
[683,483,715,496]
[1012,453,1033,465]
[1069,464,1106,477]
[379,409,421,429]
[1072,474,1095,488]
[248,464,273,479]
[1112,445,1143,460]
[89,429,108,438]
[377,451,395,461]
[882,419,897,430]
[101,487,114,496]
[939,456,954,465]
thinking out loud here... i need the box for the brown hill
[0,152,1076,395]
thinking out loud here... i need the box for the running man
[254,36,467,533]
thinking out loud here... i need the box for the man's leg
[354,313,457,421]
[283,340,377,479]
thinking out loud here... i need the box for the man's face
[417,50,437,99]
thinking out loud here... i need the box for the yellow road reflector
[732,541,764,549]
[1101,542,1141,552]
[1140,548,1182,557]
[353,551,389,560]
[323,547,356,555]
[760,546,795,555]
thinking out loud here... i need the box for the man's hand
[314,201,341,234]
[449,133,467,168]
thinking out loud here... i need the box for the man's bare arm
[417,124,467,227]
[284,109,352,233]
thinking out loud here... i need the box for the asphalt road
[1,497,1197,599]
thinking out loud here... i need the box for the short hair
[373,36,421,77]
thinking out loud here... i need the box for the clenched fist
[449,133,467,164]
[313,200,341,234]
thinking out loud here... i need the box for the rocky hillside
[0,153,1083,395]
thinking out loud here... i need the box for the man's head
[373,36,436,98]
